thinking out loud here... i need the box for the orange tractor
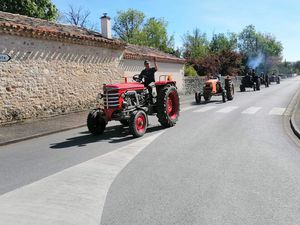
[195,76,234,103]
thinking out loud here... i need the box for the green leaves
[112,9,174,53]
[0,0,58,21]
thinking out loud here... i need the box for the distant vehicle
[269,73,280,84]
[259,73,269,88]
[195,76,234,103]
[240,74,261,92]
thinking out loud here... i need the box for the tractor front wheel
[129,110,148,138]
[195,92,201,104]
[157,85,180,128]
[87,109,107,135]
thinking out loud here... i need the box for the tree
[210,33,237,53]
[63,5,91,28]
[182,28,209,61]
[112,8,145,43]
[0,0,58,21]
[238,25,283,73]
[140,17,175,52]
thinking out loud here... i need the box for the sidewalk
[0,95,195,146]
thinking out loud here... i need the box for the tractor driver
[139,58,158,86]
[139,58,158,103]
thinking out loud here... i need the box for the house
[0,11,185,124]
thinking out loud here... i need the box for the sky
[52,0,300,62]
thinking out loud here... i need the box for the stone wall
[0,34,123,125]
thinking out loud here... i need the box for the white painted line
[241,107,262,114]
[217,106,239,113]
[181,106,197,112]
[0,132,164,225]
[193,106,217,113]
[269,107,286,115]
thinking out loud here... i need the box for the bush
[184,65,197,76]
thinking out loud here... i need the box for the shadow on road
[50,124,165,149]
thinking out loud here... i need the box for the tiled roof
[124,44,186,64]
[0,11,125,49]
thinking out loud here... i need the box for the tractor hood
[205,79,219,84]
[104,82,145,91]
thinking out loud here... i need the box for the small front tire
[129,110,148,138]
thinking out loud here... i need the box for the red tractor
[87,75,180,138]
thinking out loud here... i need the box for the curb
[290,93,300,139]
[0,124,86,147]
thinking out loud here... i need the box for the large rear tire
[277,77,280,84]
[195,92,201,104]
[129,110,148,138]
[157,85,180,128]
[240,85,245,92]
[256,79,261,91]
[222,92,226,103]
[226,84,234,100]
[87,109,107,135]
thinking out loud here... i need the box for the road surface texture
[0,77,300,225]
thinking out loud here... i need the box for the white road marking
[269,107,286,115]
[217,106,239,113]
[181,106,197,112]
[0,132,164,225]
[241,107,262,114]
[193,106,217,113]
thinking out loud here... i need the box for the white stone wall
[0,34,124,124]
[119,59,184,93]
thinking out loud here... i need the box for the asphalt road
[0,77,300,225]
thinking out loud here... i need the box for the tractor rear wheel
[240,85,245,92]
[226,84,234,101]
[195,92,201,104]
[129,110,148,138]
[277,77,280,84]
[256,79,261,91]
[222,92,226,102]
[157,85,180,127]
[87,109,107,135]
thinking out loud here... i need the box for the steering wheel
[133,74,146,83]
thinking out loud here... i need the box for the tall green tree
[182,28,209,61]
[140,17,175,52]
[112,9,175,54]
[0,0,58,21]
[112,8,145,43]
[210,33,237,53]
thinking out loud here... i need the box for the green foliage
[182,28,209,61]
[140,18,175,52]
[0,0,58,21]
[112,9,175,53]
[210,33,237,53]
[112,8,145,43]
[184,65,198,76]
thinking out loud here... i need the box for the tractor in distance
[195,75,234,103]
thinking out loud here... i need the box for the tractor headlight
[96,93,103,102]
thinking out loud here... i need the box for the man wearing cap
[139,58,158,103]
[139,58,158,86]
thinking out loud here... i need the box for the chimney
[101,13,112,39]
